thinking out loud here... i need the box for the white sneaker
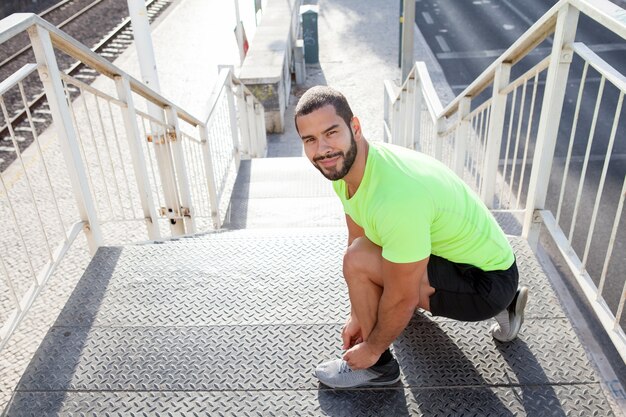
[314,357,401,389]
[491,286,529,342]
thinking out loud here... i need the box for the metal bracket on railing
[166,128,177,142]
[147,134,164,144]
[158,206,191,218]
[146,129,177,144]
[560,47,574,64]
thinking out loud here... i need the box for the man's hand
[342,341,380,370]
[341,315,363,350]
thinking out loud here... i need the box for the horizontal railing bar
[0,63,38,96]
[199,68,229,126]
[384,79,399,102]
[0,13,36,44]
[490,209,526,213]
[501,56,550,96]
[135,108,169,127]
[60,73,127,107]
[440,121,461,138]
[540,210,626,363]
[8,14,204,127]
[573,42,626,92]
[467,99,492,121]
[416,62,444,123]
[571,0,626,40]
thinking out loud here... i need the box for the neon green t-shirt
[332,142,514,271]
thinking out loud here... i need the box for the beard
[312,133,358,181]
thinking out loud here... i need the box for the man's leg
[314,236,433,388]
[426,255,527,341]
[342,236,434,341]
[491,286,528,342]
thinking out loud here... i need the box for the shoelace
[339,361,353,374]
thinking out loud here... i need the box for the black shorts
[427,255,519,322]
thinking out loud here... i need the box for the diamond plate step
[16,318,596,392]
[51,232,564,327]
[4,227,615,415]
[6,384,612,416]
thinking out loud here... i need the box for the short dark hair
[294,86,354,133]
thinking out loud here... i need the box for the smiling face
[296,104,358,181]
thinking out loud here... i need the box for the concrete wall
[239,0,301,133]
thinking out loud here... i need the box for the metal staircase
[3,157,620,415]
[1,0,625,414]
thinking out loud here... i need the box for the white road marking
[500,0,534,27]
[435,35,451,53]
[503,24,515,30]
[436,43,626,60]
[451,76,607,91]
[422,12,434,24]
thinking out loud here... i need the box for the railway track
[0,0,173,172]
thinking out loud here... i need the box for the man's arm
[345,214,364,246]
[343,257,428,369]
[342,215,365,346]
[368,258,427,351]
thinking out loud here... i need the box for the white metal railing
[384,0,626,362]
[0,13,266,350]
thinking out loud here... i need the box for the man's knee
[342,237,381,282]
[343,238,365,280]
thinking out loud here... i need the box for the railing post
[164,106,196,234]
[434,118,445,161]
[455,97,471,177]
[224,70,241,170]
[236,86,251,156]
[246,94,258,157]
[199,124,221,229]
[398,87,407,147]
[412,75,422,150]
[405,78,415,149]
[254,101,267,156]
[383,88,390,143]
[481,63,511,208]
[151,117,185,236]
[523,4,579,248]
[27,24,103,253]
[114,75,161,240]
[392,98,401,146]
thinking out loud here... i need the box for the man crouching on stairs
[294,86,528,389]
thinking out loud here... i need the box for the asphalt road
[413,0,626,315]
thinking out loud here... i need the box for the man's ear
[351,116,362,139]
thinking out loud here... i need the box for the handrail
[384,0,626,363]
[0,13,204,127]
[570,0,626,39]
[0,10,266,354]
[441,4,561,118]
[572,42,626,91]
[439,0,626,119]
